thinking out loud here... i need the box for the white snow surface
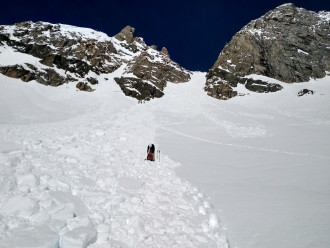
[0,70,329,248]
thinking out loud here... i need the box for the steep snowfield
[0,70,329,248]
[0,72,228,248]
[153,73,330,248]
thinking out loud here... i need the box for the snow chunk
[17,174,39,187]
[118,177,145,190]
[2,225,59,248]
[0,141,22,153]
[1,195,39,217]
[209,214,219,229]
[48,191,89,217]
[60,226,97,248]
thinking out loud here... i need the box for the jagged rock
[243,78,283,93]
[86,77,98,85]
[150,45,158,50]
[76,82,94,92]
[1,21,121,80]
[204,80,238,100]
[126,51,191,90]
[0,65,31,80]
[114,26,135,43]
[114,77,164,100]
[120,43,139,53]
[0,21,190,100]
[204,68,282,100]
[298,89,314,96]
[211,4,330,83]
[35,69,65,86]
[206,68,240,87]
[160,47,170,58]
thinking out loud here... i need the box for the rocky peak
[0,21,190,100]
[150,45,158,50]
[160,47,170,58]
[114,25,135,43]
[205,3,330,100]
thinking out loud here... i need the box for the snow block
[209,214,219,229]
[17,173,40,187]
[1,195,39,217]
[2,225,59,248]
[60,226,97,248]
[118,177,145,190]
[49,191,89,217]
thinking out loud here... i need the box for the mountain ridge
[0,3,329,101]
[0,21,191,100]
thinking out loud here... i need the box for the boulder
[298,89,315,96]
[76,82,94,92]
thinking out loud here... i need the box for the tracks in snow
[0,101,229,247]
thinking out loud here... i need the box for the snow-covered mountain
[0,3,330,248]
[205,3,330,100]
[0,22,190,100]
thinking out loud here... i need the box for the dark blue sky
[1,0,329,71]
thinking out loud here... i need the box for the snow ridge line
[160,126,330,160]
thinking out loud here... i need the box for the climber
[146,144,155,161]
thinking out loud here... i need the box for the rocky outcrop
[114,77,164,100]
[204,68,282,100]
[0,21,191,100]
[160,47,170,58]
[76,82,94,92]
[0,64,78,86]
[298,89,314,96]
[125,51,190,90]
[114,26,135,43]
[206,3,329,100]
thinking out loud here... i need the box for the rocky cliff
[0,22,191,100]
[206,3,330,100]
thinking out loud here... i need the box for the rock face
[205,68,283,100]
[114,26,135,43]
[0,22,190,100]
[206,3,330,100]
[114,77,164,100]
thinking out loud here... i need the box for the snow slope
[153,73,330,248]
[0,72,228,248]
[0,69,329,248]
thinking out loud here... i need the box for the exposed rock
[0,64,69,86]
[114,77,164,100]
[120,43,139,53]
[243,78,283,93]
[150,45,158,50]
[35,69,65,86]
[125,51,191,90]
[0,65,31,79]
[114,26,135,43]
[211,4,330,83]
[204,68,282,100]
[1,21,121,81]
[160,47,170,58]
[206,4,329,100]
[298,88,315,96]
[0,21,191,101]
[76,82,94,92]
[86,77,98,85]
